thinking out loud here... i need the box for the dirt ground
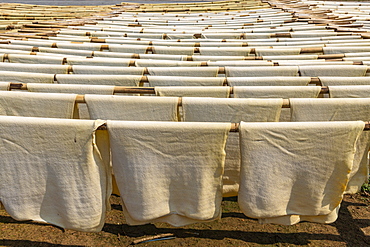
[0,192,369,247]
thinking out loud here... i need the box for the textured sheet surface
[155,86,230,98]
[27,83,115,95]
[0,116,110,232]
[182,97,283,197]
[226,66,299,77]
[0,71,55,84]
[148,67,219,77]
[239,121,364,224]
[0,82,10,91]
[227,77,311,86]
[329,86,370,98]
[108,121,230,226]
[299,65,367,77]
[72,66,145,75]
[233,86,321,98]
[319,77,370,86]
[148,76,225,87]
[290,98,370,193]
[56,75,142,86]
[85,95,179,121]
[0,91,77,118]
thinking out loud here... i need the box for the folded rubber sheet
[0,117,111,232]
[238,121,364,225]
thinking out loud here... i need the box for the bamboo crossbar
[95,121,370,131]
[0,61,369,76]
[9,78,323,90]
[4,42,366,57]
[4,32,369,45]
[9,83,331,96]
[0,51,363,63]
[73,94,292,108]
[6,83,357,110]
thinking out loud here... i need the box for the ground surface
[0,193,369,247]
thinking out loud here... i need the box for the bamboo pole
[9,82,330,94]
[74,94,294,107]
[0,49,351,61]
[0,61,368,76]
[96,121,370,131]
[6,83,341,110]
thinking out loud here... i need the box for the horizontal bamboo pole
[130,66,370,76]
[10,82,329,95]
[3,40,363,61]
[9,30,367,49]
[75,95,288,108]
[0,49,351,62]
[26,43,328,55]
[96,121,370,131]
[2,61,368,77]
[8,83,336,109]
